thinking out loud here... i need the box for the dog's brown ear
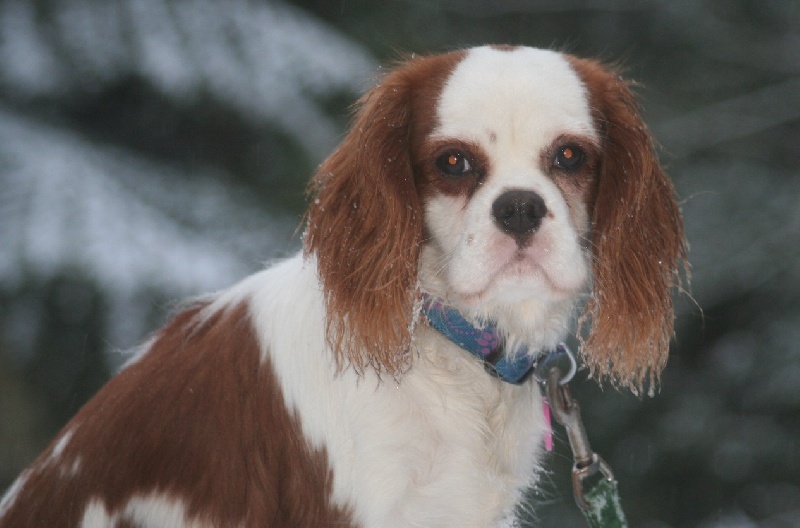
[304,54,460,376]
[568,57,688,393]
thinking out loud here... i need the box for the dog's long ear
[304,55,457,376]
[568,57,688,392]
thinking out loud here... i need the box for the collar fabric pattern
[420,294,537,384]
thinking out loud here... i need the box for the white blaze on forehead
[433,46,596,143]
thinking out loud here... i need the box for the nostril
[492,190,548,237]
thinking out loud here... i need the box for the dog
[0,45,685,527]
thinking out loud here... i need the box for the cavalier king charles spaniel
[1,45,685,527]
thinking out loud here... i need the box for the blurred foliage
[1,0,798,526]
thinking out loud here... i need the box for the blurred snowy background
[0,0,797,526]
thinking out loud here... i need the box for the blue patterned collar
[420,294,539,384]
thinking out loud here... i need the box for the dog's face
[417,48,597,331]
[305,46,686,391]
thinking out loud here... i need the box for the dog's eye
[554,145,586,172]
[436,151,472,177]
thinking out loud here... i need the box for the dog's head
[304,46,686,391]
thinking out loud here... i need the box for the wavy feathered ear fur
[568,57,688,392]
[304,53,462,376]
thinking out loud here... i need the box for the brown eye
[436,151,472,177]
[554,145,586,172]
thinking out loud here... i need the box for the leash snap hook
[533,343,577,385]
[540,348,627,526]
[546,367,594,468]
[571,454,616,510]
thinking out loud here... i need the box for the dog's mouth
[454,250,581,306]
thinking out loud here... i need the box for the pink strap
[543,398,553,452]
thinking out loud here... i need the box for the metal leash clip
[537,345,628,528]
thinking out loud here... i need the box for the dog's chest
[289,329,547,527]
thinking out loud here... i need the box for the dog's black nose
[492,190,548,239]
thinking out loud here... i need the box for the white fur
[48,429,74,466]
[0,472,27,519]
[81,494,208,528]
[213,253,547,527]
